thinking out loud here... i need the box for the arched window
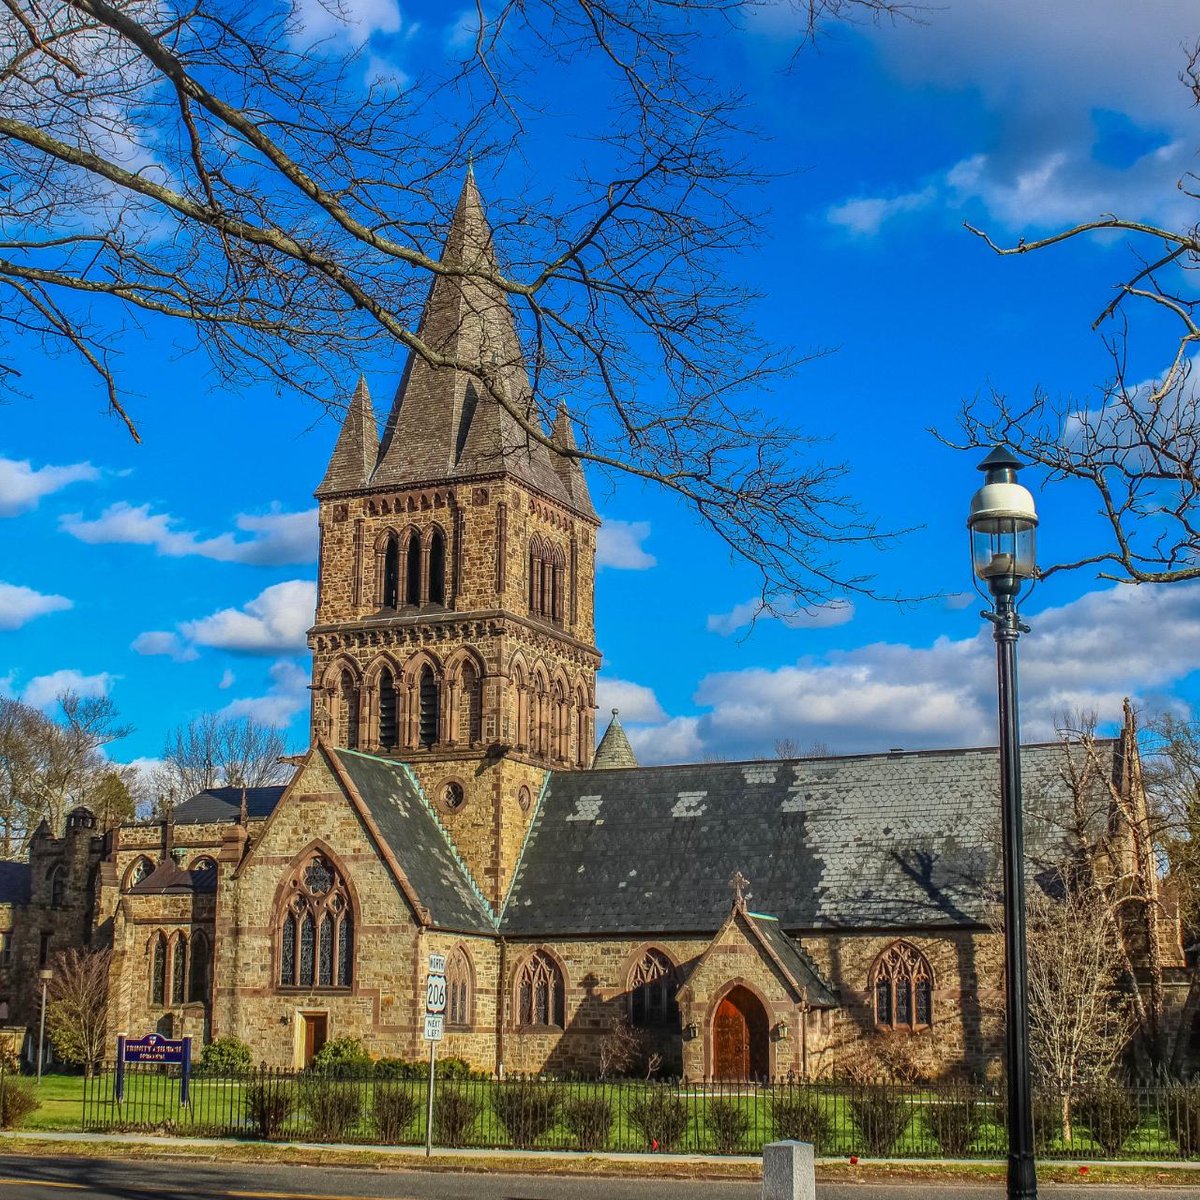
[574,690,589,767]
[428,527,446,605]
[405,532,422,605]
[552,679,568,761]
[48,865,66,909]
[446,947,473,1028]
[629,949,678,1027]
[512,664,529,749]
[189,931,210,1003]
[531,674,549,758]
[171,934,188,1005]
[151,933,167,1006]
[382,535,400,608]
[336,668,359,750]
[871,941,933,1031]
[190,857,217,882]
[126,857,153,890]
[517,950,565,1028]
[527,539,566,622]
[378,667,398,750]
[278,853,354,990]
[419,665,439,747]
[457,660,482,746]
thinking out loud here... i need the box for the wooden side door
[713,995,749,1079]
[302,1013,328,1066]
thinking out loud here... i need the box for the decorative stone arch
[123,856,154,891]
[271,840,361,992]
[703,976,775,1081]
[510,944,570,1030]
[445,942,476,1028]
[529,663,551,758]
[363,652,405,751]
[869,940,935,1031]
[423,521,448,605]
[445,647,485,748]
[571,678,592,767]
[401,649,446,749]
[620,943,681,1028]
[373,526,403,609]
[549,669,571,762]
[507,652,532,750]
[322,657,363,751]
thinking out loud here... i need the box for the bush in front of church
[246,1077,293,1139]
[770,1090,830,1152]
[372,1082,420,1143]
[432,1087,481,1147]
[308,1036,373,1078]
[195,1037,252,1077]
[492,1078,562,1148]
[302,1076,364,1142]
[628,1086,689,1151]
[705,1098,750,1154]
[0,1073,39,1129]
[563,1095,613,1151]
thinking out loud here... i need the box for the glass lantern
[967,448,1038,599]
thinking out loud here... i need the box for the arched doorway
[712,985,770,1080]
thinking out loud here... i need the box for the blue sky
[3,0,1200,774]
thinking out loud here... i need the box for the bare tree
[159,713,290,799]
[775,737,833,759]
[45,947,112,1076]
[1025,882,1131,1141]
[0,0,910,609]
[953,46,1200,589]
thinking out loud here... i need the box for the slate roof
[128,860,217,895]
[501,743,1105,937]
[0,861,31,905]
[747,912,838,1007]
[172,786,286,825]
[593,710,638,769]
[332,749,496,934]
[316,376,380,498]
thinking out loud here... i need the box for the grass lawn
[23,1074,85,1131]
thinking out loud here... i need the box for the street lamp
[36,967,53,1083]
[968,446,1039,1200]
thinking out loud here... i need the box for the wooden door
[712,987,769,1080]
[302,1014,328,1066]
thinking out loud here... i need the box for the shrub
[438,1056,483,1080]
[1163,1086,1200,1156]
[246,1078,294,1140]
[847,1085,911,1155]
[923,1096,982,1157]
[375,1057,422,1080]
[433,1087,481,1147]
[196,1037,252,1077]
[1032,1092,1066,1152]
[492,1079,562,1148]
[309,1037,373,1078]
[303,1077,363,1142]
[771,1091,830,1151]
[705,1098,750,1154]
[562,1096,613,1151]
[373,1082,420,1143]
[1076,1085,1141,1154]
[628,1087,689,1151]
[0,1074,40,1129]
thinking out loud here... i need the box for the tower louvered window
[337,669,359,750]
[405,533,421,605]
[419,665,439,747]
[278,854,354,990]
[382,536,400,608]
[429,528,446,604]
[871,941,933,1031]
[378,669,398,750]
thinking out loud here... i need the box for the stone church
[0,175,1167,1081]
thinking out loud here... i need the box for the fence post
[425,1038,436,1156]
[180,1036,192,1107]
[115,1035,126,1105]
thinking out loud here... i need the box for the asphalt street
[3,1157,1200,1200]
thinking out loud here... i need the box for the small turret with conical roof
[549,403,596,518]
[316,376,379,497]
[593,709,638,770]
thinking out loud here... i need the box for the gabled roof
[0,861,31,905]
[172,786,285,825]
[368,173,592,516]
[330,749,495,934]
[501,742,1108,936]
[592,709,638,769]
[316,376,380,498]
[128,860,217,895]
[747,912,837,1008]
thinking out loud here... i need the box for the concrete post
[762,1140,815,1200]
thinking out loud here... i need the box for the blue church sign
[115,1033,193,1104]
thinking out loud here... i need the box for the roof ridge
[498,769,553,924]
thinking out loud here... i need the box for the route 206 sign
[424,951,447,1040]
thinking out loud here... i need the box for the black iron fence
[78,1067,1200,1158]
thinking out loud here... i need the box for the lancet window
[190,931,210,1003]
[528,538,566,623]
[871,941,933,1030]
[48,865,66,909]
[170,934,187,1005]
[517,950,565,1028]
[151,933,167,1006]
[377,667,398,750]
[419,665,439,747]
[335,669,360,750]
[446,947,473,1028]
[629,949,678,1027]
[278,853,354,990]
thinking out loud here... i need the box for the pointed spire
[369,172,591,515]
[592,708,638,770]
[549,403,596,517]
[316,375,380,497]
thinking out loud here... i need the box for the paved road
[3,1157,1200,1200]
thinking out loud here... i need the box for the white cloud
[0,457,98,516]
[130,630,199,662]
[826,188,935,237]
[181,580,316,654]
[628,581,1200,763]
[596,520,656,570]
[707,596,854,637]
[20,669,116,711]
[0,582,71,629]
[62,503,317,565]
[218,659,309,727]
[218,668,236,690]
[595,678,667,724]
[445,8,479,52]
[290,0,402,46]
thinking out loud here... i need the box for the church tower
[309,172,601,906]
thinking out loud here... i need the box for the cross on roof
[730,870,750,910]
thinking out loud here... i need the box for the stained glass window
[629,949,678,1027]
[337,911,353,988]
[171,937,187,1005]
[300,912,316,987]
[447,947,472,1027]
[281,912,296,985]
[319,914,334,986]
[305,857,334,895]
[151,934,166,1006]
[517,950,564,1028]
[871,942,933,1030]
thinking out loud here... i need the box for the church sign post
[424,953,446,1156]
[115,1032,193,1106]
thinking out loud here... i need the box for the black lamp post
[968,446,1039,1200]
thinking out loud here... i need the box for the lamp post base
[1008,1151,1038,1199]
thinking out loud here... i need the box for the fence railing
[78,1068,1200,1159]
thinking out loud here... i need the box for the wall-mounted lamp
[773,1020,790,1041]
[683,1021,699,1041]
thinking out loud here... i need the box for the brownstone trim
[701,976,780,1080]
[867,939,936,1032]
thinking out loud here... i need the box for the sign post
[116,1032,193,1107]
[424,952,446,1157]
